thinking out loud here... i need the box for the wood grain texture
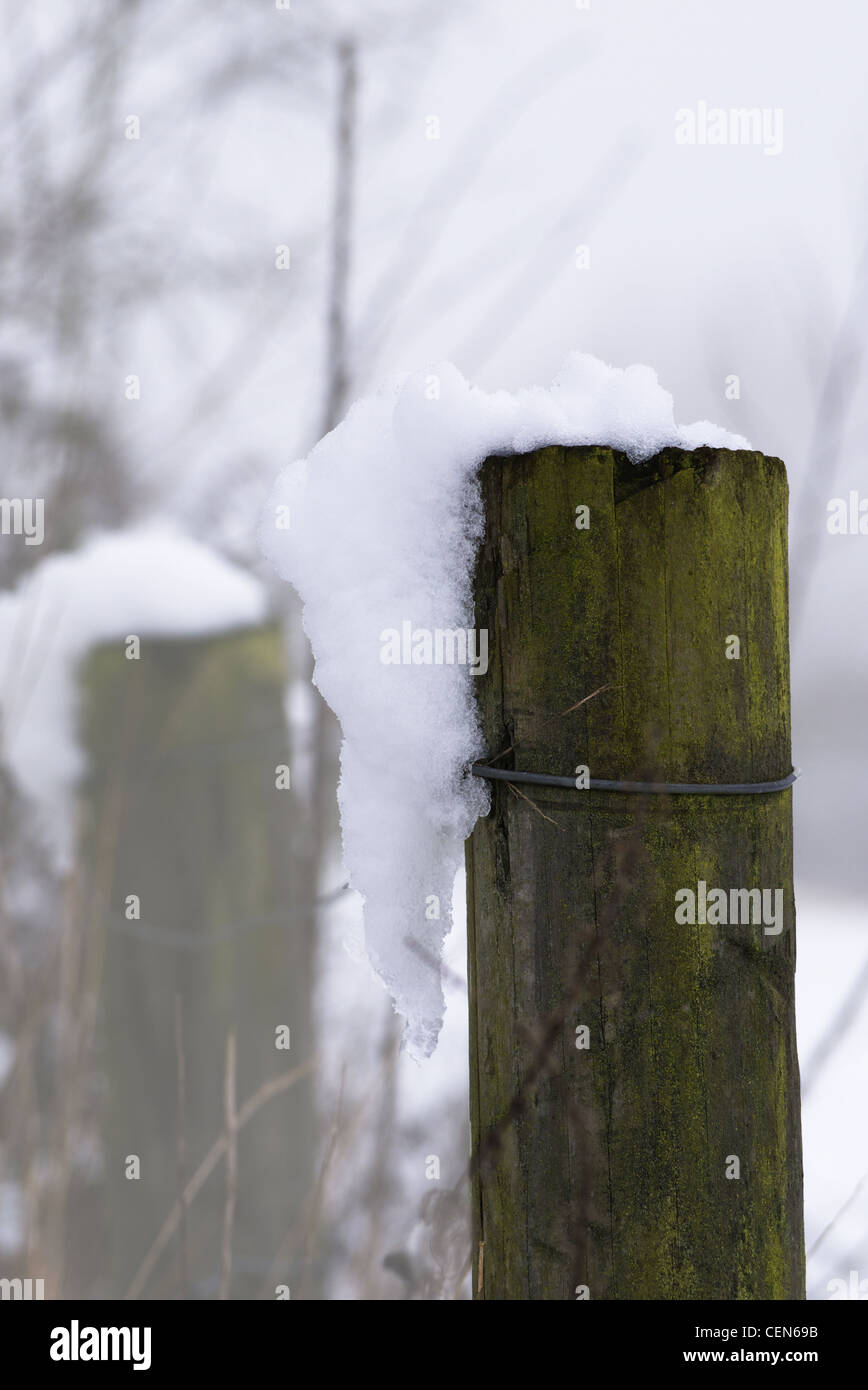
[467,445,804,1300]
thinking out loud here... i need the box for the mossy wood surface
[79,624,313,1299]
[467,446,804,1300]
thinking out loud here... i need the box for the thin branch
[481,683,614,766]
[174,994,188,1300]
[507,779,562,829]
[219,1031,237,1301]
[356,35,595,360]
[320,37,358,436]
[458,134,643,375]
[808,1164,868,1259]
[801,947,868,1097]
[298,1068,346,1299]
[125,1057,316,1301]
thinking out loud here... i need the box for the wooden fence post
[77,623,315,1299]
[466,445,804,1300]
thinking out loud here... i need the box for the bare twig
[219,1031,238,1301]
[125,1057,315,1301]
[298,1068,346,1299]
[507,779,563,829]
[174,994,188,1300]
[808,1164,868,1260]
[801,947,868,1098]
[481,684,614,765]
[320,37,358,436]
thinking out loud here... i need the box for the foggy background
[0,0,865,1300]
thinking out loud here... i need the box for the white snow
[796,890,868,1298]
[260,351,749,1058]
[0,522,267,869]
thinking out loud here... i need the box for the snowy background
[0,0,865,1300]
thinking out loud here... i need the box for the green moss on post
[466,446,804,1301]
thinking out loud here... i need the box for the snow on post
[260,352,749,1059]
[0,523,266,870]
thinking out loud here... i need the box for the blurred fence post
[77,623,315,1299]
[465,444,804,1300]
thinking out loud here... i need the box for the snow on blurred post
[466,444,804,1300]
